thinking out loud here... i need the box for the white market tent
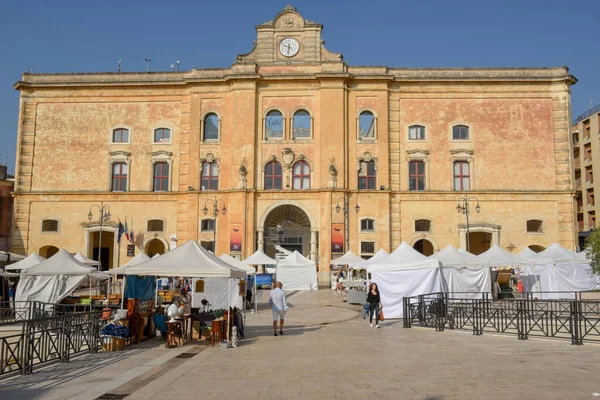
[16,249,94,304]
[331,251,365,266]
[433,245,490,298]
[522,242,598,298]
[365,249,389,265]
[0,251,26,263]
[74,252,100,266]
[368,242,443,319]
[277,251,318,291]
[476,244,530,266]
[220,254,255,275]
[5,253,45,271]
[243,249,277,266]
[108,252,151,274]
[122,240,245,278]
[519,247,538,258]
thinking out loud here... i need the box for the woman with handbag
[366,282,382,328]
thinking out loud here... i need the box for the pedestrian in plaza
[269,281,287,336]
[366,282,382,328]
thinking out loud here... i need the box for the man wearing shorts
[269,281,287,336]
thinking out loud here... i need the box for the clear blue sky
[1,0,598,173]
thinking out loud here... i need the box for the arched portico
[257,201,317,261]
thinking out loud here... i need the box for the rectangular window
[453,161,470,191]
[153,162,169,192]
[360,241,375,254]
[408,125,425,140]
[112,128,129,143]
[409,161,425,191]
[201,219,215,232]
[358,161,376,190]
[360,219,375,231]
[201,162,219,190]
[111,162,128,192]
[526,220,543,233]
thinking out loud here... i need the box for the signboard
[331,223,344,253]
[230,222,242,252]
[126,244,135,257]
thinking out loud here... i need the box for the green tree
[584,229,600,275]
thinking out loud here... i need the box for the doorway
[468,232,492,255]
[39,245,59,258]
[146,238,166,257]
[263,204,311,260]
[89,231,115,271]
[413,239,434,256]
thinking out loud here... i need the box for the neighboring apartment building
[11,6,576,279]
[572,104,600,249]
[0,165,14,252]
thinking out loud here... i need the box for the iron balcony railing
[0,301,113,378]
[572,104,600,126]
[403,292,600,345]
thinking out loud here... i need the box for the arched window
[527,220,543,233]
[408,125,425,140]
[264,161,283,190]
[292,110,311,139]
[147,219,164,232]
[292,161,310,189]
[361,219,375,232]
[41,219,59,233]
[358,160,376,190]
[154,128,171,143]
[201,161,219,190]
[358,111,375,139]
[203,113,219,141]
[415,219,431,232]
[452,125,469,140]
[112,128,129,143]
[453,161,470,191]
[111,162,128,192]
[153,162,170,192]
[414,239,434,256]
[265,110,283,139]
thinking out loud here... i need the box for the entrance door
[468,232,492,255]
[89,231,115,271]
[93,247,110,271]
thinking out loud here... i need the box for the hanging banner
[230,222,242,252]
[170,234,177,250]
[331,223,344,254]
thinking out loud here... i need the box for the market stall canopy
[108,252,151,274]
[530,242,587,264]
[519,247,537,258]
[152,253,161,259]
[5,253,45,271]
[242,249,277,266]
[365,249,389,265]
[476,244,530,266]
[122,240,246,278]
[0,251,26,263]
[24,249,95,276]
[219,254,256,275]
[74,252,100,266]
[433,245,482,268]
[277,251,318,290]
[331,251,365,266]
[373,242,434,267]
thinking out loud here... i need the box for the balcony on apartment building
[584,143,592,163]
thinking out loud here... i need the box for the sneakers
[274,332,278,336]
[279,331,284,335]
[376,325,380,329]
[370,323,373,328]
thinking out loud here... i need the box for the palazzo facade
[11,6,577,281]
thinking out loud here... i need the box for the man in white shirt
[269,281,287,336]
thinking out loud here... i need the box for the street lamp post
[456,195,481,253]
[88,202,111,271]
[335,194,360,253]
[202,197,227,253]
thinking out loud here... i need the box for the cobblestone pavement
[1,289,599,400]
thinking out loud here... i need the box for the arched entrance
[261,204,314,260]
[528,245,546,253]
[39,245,59,258]
[146,239,166,257]
[413,239,434,256]
[468,232,492,255]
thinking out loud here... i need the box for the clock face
[279,38,299,57]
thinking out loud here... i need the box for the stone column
[310,229,318,263]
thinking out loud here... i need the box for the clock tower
[235,5,342,65]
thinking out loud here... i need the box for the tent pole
[121,275,127,309]
[254,269,257,314]
[154,277,158,306]
[227,278,231,345]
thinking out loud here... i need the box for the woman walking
[366,283,382,328]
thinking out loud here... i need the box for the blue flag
[117,219,125,243]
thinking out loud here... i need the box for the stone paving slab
[1,289,599,400]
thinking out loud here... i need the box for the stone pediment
[235,5,342,66]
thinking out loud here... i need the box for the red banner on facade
[230,223,242,253]
[331,223,344,254]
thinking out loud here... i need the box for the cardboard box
[102,336,126,351]
[192,321,201,340]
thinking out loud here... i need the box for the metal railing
[573,104,600,126]
[403,292,600,345]
[0,301,110,377]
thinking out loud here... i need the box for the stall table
[165,321,183,348]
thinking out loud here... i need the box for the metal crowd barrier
[402,292,600,345]
[0,301,110,377]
